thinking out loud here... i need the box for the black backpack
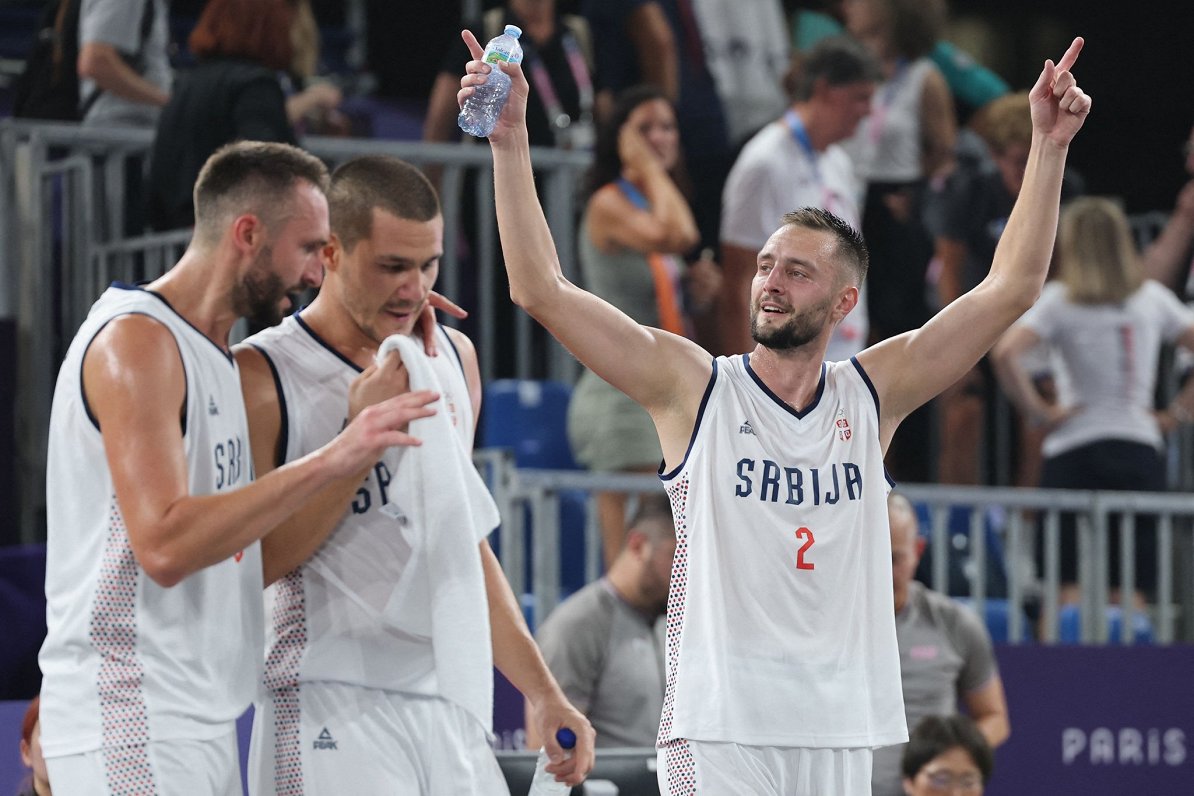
[12,0,156,121]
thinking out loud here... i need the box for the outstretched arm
[458,30,711,467]
[858,37,1091,445]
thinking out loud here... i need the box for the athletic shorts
[249,681,508,796]
[45,725,241,796]
[657,738,873,796]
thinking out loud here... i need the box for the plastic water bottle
[528,727,577,796]
[458,24,524,138]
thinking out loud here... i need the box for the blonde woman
[993,197,1194,603]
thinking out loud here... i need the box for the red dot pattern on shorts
[657,477,690,745]
[264,570,307,795]
[664,738,697,795]
[90,499,158,795]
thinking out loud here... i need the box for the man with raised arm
[459,31,1089,794]
[38,141,438,794]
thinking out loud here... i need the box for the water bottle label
[485,50,511,65]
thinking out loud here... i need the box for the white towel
[375,333,500,733]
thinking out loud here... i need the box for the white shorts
[657,739,873,796]
[45,725,241,796]
[249,681,508,796]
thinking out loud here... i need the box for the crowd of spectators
[2,5,1193,792]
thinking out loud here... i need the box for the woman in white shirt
[993,196,1194,605]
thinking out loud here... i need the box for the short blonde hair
[1057,197,1143,305]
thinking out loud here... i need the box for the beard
[749,295,832,351]
[234,246,298,328]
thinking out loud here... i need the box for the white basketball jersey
[658,355,906,748]
[39,284,262,759]
[245,315,479,696]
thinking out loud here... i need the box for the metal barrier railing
[0,118,591,543]
[482,460,1194,646]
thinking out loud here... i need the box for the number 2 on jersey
[794,526,815,570]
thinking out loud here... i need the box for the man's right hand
[348,349,410,420]
[457,29,530,146]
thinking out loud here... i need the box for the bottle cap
[504,25,523,38]
[556,728,577,749]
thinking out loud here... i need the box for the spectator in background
[425,0,596,154]
[873,493,1009,796]
[18,696,51,796]
[580,0,679,121]
[788,0,1008,126]
[147,0,299,232]
[283,0,347,137]
[78,0,170,128]
[691,0,790,148]
[993,197,1194,606]
[842,0,956,483]
[1143,122,1194,297]
[583,0,732,253]
[530,493,676,750]
[423,0,596,380]
[566,85,719,567]
[719,35,879,358]
[932,91,1083,486]
[901,715,994,796]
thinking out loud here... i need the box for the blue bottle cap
[556,728,577,749]
[504,24,522,38]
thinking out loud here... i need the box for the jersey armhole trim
[439,323,467,377]
[660,357,718,481]
[849,355,896,488]
[81,311,188,437]
[249,343,289,470]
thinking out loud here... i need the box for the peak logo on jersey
[314,727,338,750]
[739,420,756,436]
[234,550,244,563]
[835,409,851,441]
[208,395,219,416]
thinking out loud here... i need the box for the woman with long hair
[567,84,720,568]
[993,197,1194,605]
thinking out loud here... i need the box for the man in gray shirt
[530,493,676,748]
[872,492,1010,795]
[78,0,171,127]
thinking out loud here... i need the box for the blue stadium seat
[1057,604,1155,644]
[481,379,578,470]
[953,597,1033,644]
[481,380,588,608]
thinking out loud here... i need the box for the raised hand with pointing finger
[1030,37,1092,148]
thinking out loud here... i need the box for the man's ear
[323,233,343,272]
[230,212,263,256]
[831,284,859,323]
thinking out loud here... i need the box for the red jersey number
[795,526,815,571]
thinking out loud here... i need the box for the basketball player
[38,142,440,795]
[236,155,594,795]
[459,33,1090,794]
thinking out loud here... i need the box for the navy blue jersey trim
[117,283,236,366]
[294,313,363,373]
[660,358,718,481]
[250,343,289,469]
[80,311,188,437]
[850,355,881,418]
[743,353,826,419]
[439,324,467,379]
[885,468,897,489]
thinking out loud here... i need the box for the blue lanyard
[784,110,820,174]
[617,177,649,210]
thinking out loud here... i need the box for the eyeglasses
[922,769,983,791]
